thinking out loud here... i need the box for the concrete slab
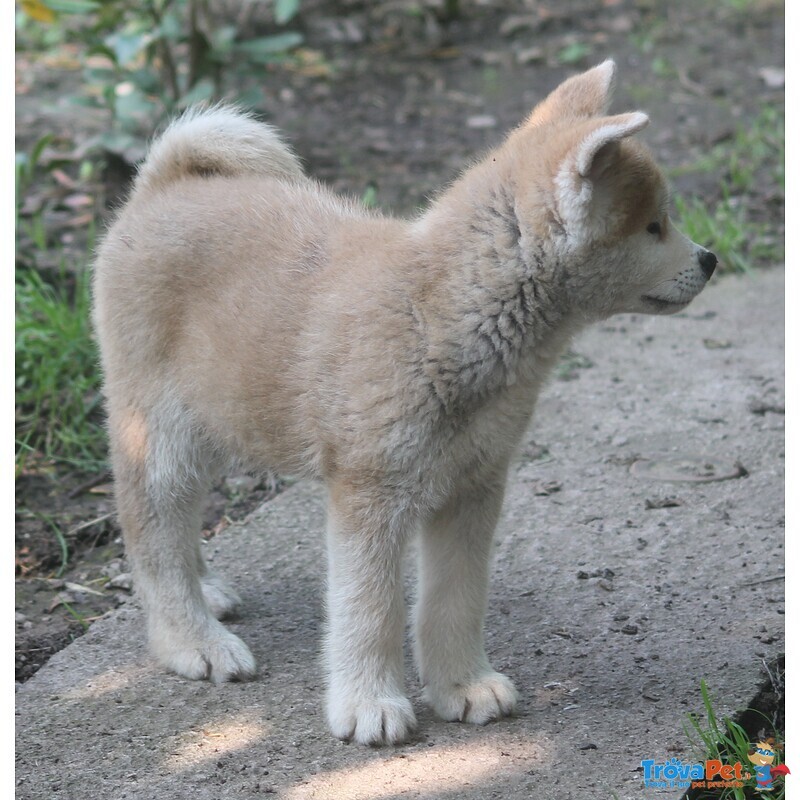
[15,268,784,799]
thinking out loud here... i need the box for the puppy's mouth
[640,294,691,313]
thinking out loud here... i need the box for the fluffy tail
[134,105,304,194]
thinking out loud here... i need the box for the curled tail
[134,105,304,194]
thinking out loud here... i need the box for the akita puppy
[93,60,716,744]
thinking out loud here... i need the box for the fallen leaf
[64,581,105,597]
[48,591,76,612]
[21,0,55,23]
[50,169,77,188]
[62,193,94,209]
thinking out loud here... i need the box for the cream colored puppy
[93,60,716,745]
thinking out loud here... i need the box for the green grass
[671,106,784,193]
[672,105,784,272]
[15,257,106,476]
[674,193,762,274]
[720,0,783,10]
[684,680,786,799]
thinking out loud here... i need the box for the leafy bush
[18,0,304,158]
[15,260,106,475]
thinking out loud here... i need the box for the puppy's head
[516,60,717,319]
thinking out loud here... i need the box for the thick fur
[92,61,715,744]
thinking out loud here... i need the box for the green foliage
[557,42,591,64]
[30,511,71,577]
[15,260,106,476]
[684,680,785,799]
[15,134,54,247]
[672,106,784,193]
[18,0,305,158]
[675,193,761,273]
[13,0,306,484]
[673,105,784,272]
[361,184,378,208]
[650,55,676,79]
[274,0,300,25]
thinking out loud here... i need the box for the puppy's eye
[647,222,662,236]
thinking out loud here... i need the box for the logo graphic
[748,737,791,793]
[641,739,790,793]
[641,758,748,790]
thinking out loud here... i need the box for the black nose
[699,249,717,279]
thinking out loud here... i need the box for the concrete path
[15,268,784,799]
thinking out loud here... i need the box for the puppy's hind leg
[199,569,243,620]
[110,403,255,683]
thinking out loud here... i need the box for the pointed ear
[574,111,649,177]
[527,59,617,126]
[555,112,650,233]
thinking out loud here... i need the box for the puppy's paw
[201,573,242,619]
[425,671,518,725]
[153,624,256,683]
[328,692,417,745]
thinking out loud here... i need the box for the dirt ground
[14,0,784,683]
[14,261,786,798]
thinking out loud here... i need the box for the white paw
[152,623,256,683]
[425,671,518,724]
[201,573,242,619]
[327,692,417,745]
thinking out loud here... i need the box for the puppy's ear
[527,60,617,126]
[555,112,650,234]
[573,111,649,177]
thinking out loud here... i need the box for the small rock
[101,558,125,579]
[530,479,562,496]
[521,441,549,461]
[516,47,545,65]
[758,67,784,88]
[644,496,683,510]
[475,51,508,66]
[107,573,134,591]
[621,624,639,635]
[225,474,259,494]
[15,613,27,624]
[500,15,537,37]
[605,15,633,33]
[748,398,785,416]
[466,115,497,129]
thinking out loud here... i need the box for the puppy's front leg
[414,471,518,724]
[324,486,416,745]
